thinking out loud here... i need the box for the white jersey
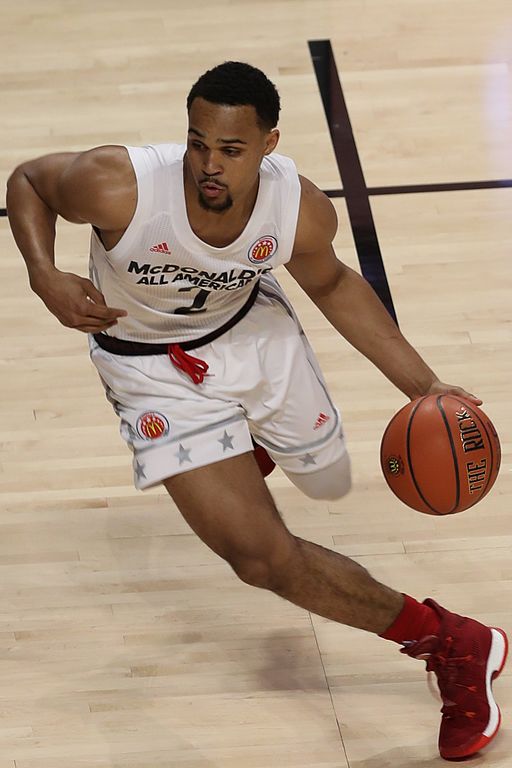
[89,143,302,343]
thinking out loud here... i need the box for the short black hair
[187,61,280,131]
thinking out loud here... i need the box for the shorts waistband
[93,280,259,356]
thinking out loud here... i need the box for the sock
[379,594,441,645]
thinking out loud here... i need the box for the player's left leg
[279,451,351,500]
[242,278,351,501]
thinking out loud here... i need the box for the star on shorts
[125,421,139,444]
[134,458,147,481]
[175,443,192,465]
[218,431,235,451]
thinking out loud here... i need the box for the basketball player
[7,61,507,761]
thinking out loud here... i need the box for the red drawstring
[167,344,209,385]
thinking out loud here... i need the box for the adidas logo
[313,412,330,430]
[150,241,172,255]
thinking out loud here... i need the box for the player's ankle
[379,593,441,644]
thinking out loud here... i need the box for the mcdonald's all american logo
[248,235,277,264]
[137,411,170,440]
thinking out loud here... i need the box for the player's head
[185,62,281,212]
[187,61,280,131]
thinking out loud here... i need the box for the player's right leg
[162,450,403,633]
[163,455,507,760]
[89,320,507,761]
[88,333,401,631]
[166,453,507,760]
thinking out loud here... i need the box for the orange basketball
[380,395,501,515]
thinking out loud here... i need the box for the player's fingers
[83,280,107,305]
[67,313,119,329]
[83,280,127,319]
[74,320,119,333]
[445,386,483,405]
[427,381,483,406]
[461,392,483,405]
[82,302,127,321]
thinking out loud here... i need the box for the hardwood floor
[1,1,511,765]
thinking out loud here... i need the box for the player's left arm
[285,176,481,403]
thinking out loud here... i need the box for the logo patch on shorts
[136,412,170,440]
[248,236,277,264]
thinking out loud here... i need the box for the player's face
[185,97,279,212]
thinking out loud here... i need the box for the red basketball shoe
[401,599,508,760]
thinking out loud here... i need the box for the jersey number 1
[174,287,210,315]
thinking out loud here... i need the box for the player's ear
[264,128,280,155]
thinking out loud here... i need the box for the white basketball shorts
[89,279,347,490]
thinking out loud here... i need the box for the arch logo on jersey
[248,236,277,264]
[137,411,170,440]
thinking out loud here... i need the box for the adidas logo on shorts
[314,412,330,430]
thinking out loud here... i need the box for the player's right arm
[6,146,133,332]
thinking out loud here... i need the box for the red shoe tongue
[401,634,439,658]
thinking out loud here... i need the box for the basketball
[380,395,501,515]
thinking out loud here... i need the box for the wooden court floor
[1,1,511,766]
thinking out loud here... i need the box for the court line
[308,38,398,322]
[2,178,511,218]
[324,179,512,197]
[2,174,512,219]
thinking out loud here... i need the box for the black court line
[2,177,511,217]
[368,179,512,195]
[308,38,398,323]
[2,178,511,218]
[324,179,512,198]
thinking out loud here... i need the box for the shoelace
[168,344,209,385]
[424,636,478,721]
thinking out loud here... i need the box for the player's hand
[424,379,483,406]
[31,268,127,333]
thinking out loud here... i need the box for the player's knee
[231,557,275,589]
[287,453,352,501]
[312,469,352,501]
[228,536,296,591]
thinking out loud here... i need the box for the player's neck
[183,165,259,248]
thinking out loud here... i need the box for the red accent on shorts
[168,344,209,385]
[314,412,330,430]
